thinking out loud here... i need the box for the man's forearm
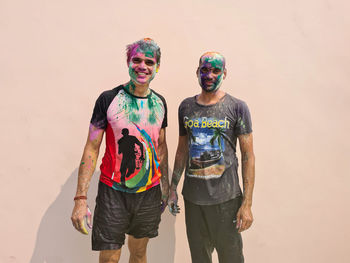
[170,147,188,190]
[241,151,255,207]
[75,148,99,196]
[158,143,169,194]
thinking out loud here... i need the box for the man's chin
[201,85,217,92]
[133,79,150,86]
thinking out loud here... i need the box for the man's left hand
[236,204,253,232]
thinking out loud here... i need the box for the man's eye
[200,68,209,74]
[132,58,142,64]
[213,68,222,74]
[145,60,155,66]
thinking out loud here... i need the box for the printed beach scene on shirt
[184,116,231,179]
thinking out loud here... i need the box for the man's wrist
[170,184,177,191]
[74,195,87,201]
[241,199,252,207]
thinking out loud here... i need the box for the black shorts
[92,182,162,251]
[185,196,244,263]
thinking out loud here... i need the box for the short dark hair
[126,38,161,65]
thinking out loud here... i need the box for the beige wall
[1,0,350,262]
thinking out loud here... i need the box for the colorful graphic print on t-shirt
[183,116,230,179]
[90,86,167,193]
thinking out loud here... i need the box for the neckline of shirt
[121,85,153,99]
[194,93,227,107]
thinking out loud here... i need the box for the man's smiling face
[128,51,158,86]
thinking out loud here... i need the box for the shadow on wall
[30,168,176,263]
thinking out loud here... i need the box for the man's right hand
[168,188,180,216]
[71,200,92,235]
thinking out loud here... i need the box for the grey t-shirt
[179,94,252,205]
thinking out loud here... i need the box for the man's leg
[203,197,244,263]
[128,235,149,263]
[92,182,129,254]
[99,250,122,263]
[184,199,214,263]
[126,158,136,178]
[126,186,161,263]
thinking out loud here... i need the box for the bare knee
[99,249,121,263]
[128,236,149,262]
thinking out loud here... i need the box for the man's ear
[156,64,160,73]
[223,68,227,79]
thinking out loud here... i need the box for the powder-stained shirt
[91,85,167,193]
[179,94,252,205]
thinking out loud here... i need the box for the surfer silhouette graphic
[117,128,144,184]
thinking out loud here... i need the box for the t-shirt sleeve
[178,103,187,136]
[161,98,168,128]
[234,101,253,136]
[90,92,108,130]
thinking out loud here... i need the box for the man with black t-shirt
[71,38,169,263]
[168,52,255,263]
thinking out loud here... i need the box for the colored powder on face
[198,54,225,92]
[80,162,85,165]
[149,66,157,82]
[200,52,225,67]
[128,58,157,85]
[136,46,155,58]
[128,62,138,84]
[144,50,155,58]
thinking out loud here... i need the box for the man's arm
[71,124,104,234]
[236,133,255,232]
[158,128,169,213]
[168,135,188,215]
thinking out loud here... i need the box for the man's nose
[138,60,147,70]
[207,71,214,79]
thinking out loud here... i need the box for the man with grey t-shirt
[168,52,255,263]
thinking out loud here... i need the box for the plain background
[1,0,350,262]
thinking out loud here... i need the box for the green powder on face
[145,50,155,58]
[136,47,155,58]
[80,162,85,165]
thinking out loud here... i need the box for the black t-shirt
[178,94,252,205]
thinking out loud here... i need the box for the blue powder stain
[141,100,144,109]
